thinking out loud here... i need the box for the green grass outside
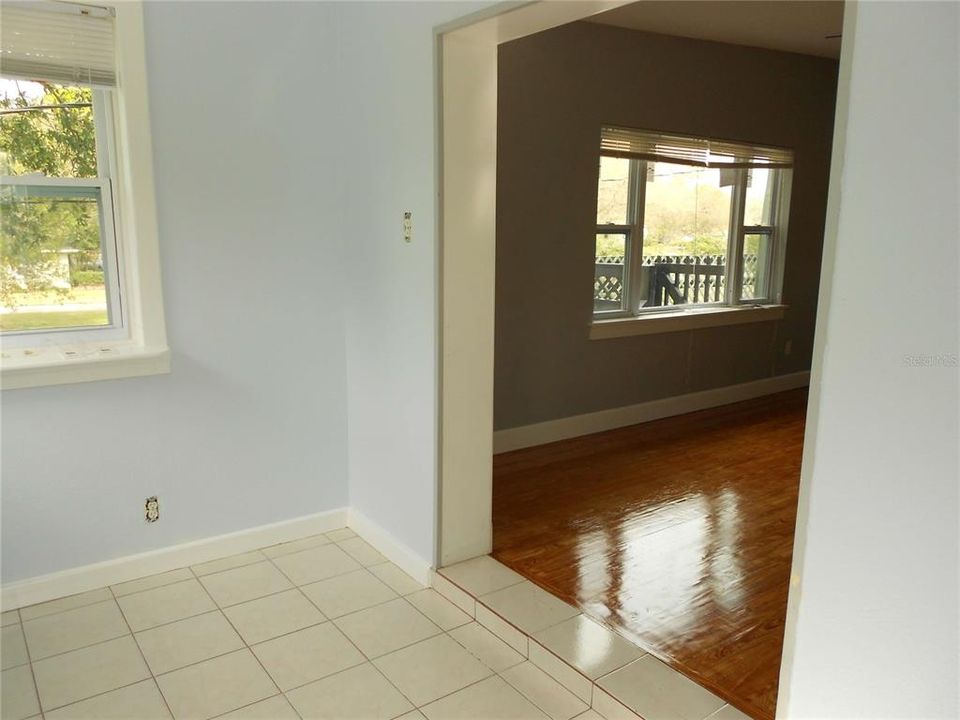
[0,309,108,332]
[3,285,107,306]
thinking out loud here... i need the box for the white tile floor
[1,528,620,720]
[434,557,754,720]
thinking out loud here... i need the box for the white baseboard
[348,509,434,586]
[2,507,349,610]
[493,371,811,454]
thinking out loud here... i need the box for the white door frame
[435,0,633,568]
[435,1,857,714]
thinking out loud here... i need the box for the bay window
[593,127,793,321]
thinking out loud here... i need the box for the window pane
[0,79,98,179]
[594,233,627,312]
[1,185,110,333]
[741,232,771,301]
[743,168,775,226]
[641,163,731,307]
[596,156,630,225]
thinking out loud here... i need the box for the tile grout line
[38,675,163,716]
[197,542,369,720]
[20,532,335,617]
[473,583,632,682]
[354,598,474,712]
[185,563,289,715]
[260,536,518,715]
[442,622,526,674]
[22,597,224,666]
[328,586,535,714]
[10,530,351,719]
[414,671,531,715]
[333,536,391,567]
[534,637,593,681]
[17,591,113,622]
[441,560,728,720]
[408,593,568,718]
[3,614,31,671]
[438,564,650,718]
[190,551,270,580]
[434,566,526,599]
[15,596,46,720]
[102,558,409,687]
[109,581,178,720]
[13,531,350,620]
[112,567,199,594]
[16,533,600,720]
[205,693,291,720]
[261,544,424,715]
[494,659,587,720]
[253,531,427,715]
[35,536,345,719]
[474,562,733,715]
[35,609,169,715]
[479,593,615,714]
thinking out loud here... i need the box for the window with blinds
[1,0,124,340]
[599,126,794,169]
[1,1,116,88]
[593,127,794,318]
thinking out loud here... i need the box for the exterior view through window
[1,78,119,336]
[593,127,793,317]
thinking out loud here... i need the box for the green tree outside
[1,81,106,323]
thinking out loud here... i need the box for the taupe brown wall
[494,22,838,430]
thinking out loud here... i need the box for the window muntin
[1,78,123,341]
[643,163,733,259]
[0,1,169,389]
[596,156,631,225]
[594,232,628,313]
[594,128,792,318]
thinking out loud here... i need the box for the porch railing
[594,254,759,311]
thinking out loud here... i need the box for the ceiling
[587,1,845,59]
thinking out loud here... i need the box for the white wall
[5,10,957,715]
[0,0,499,586]
[337,1,492,564]
[0,2,350,583]
[780,1,959,717]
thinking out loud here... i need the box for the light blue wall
[338,1,493,564]
[1,2,352,582]
[1,0,496,583]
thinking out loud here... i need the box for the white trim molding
[348,509,434,586]
[0,2,169,390]
[1,508,348,610]
[0,506,441,611]
[493,371,810,453]
[590,304,786,340]
[436,0,636,569]
[0,345,169,390]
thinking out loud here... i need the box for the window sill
[1,343,170,390]
[590,304,786,340]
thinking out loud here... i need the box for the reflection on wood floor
[492,389,808,720]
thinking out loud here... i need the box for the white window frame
[592,143,794,336]
[1,91,125,347]
[1,2,168,389]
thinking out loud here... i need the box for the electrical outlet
[145,496,159,523]
[403,211,412,243]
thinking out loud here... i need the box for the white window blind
[1,1,116,88]
[600,126,793,169]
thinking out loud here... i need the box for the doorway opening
[438,2,848,719]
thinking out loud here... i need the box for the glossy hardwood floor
[492,389,808,720]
